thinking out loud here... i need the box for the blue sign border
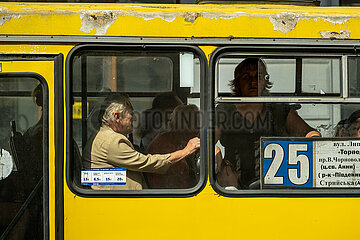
[262,139,313,188]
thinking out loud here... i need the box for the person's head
[32,84,43,107]
[345,110,360,137]
[168,104,200,137]
[152,92,183,110]
[334,119,347,137]
[97,93,130,125]
[101,93,135,135]
[216,160,238,189]
[230,57,272,97]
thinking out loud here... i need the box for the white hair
[102,101,131,127]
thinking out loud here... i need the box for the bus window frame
[209,45,360,197]
[65,44,208,197]
[0,72,49,238]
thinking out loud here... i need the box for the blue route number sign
[263,140,313,188]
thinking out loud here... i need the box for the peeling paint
[80,10,117,35]
[0,15,12,26]
[321,16,350,25]
[204,12,240,20]
[184,12,199,23]
[137,12,176,22]
[0,14,20,26]
[320,30,351,39]
[0,6,356,37]
[269,13,299,33]
[78,9,355,35]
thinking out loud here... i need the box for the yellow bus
[1,1,360,239]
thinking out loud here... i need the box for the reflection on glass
[217,56,341,96]
[71,50,202,191]
[214,56,353,191]
[348,57,360,97]
[73,55,173,93]
[0,79,43,239]
[216,101,360,190]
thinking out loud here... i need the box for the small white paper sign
[81,168,126,185]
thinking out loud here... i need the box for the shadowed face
[234,64,268,97]
[349,119,360,137]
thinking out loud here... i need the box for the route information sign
[261,139,360,188]
[81,168,126,185]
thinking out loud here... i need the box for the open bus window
[213,52,360,194]
[0,77,44,239]
[69,46,205,194]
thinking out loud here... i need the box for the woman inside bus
[215,57,321,189]
[145,104,200,189]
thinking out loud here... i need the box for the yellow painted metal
[0,60,56,240]
[72,102,89,119]
[0,3,359,39]
[0,44,73,240]
[1,3,360,240]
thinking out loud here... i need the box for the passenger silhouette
[216,58,320,189]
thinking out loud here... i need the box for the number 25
[264,143,309,185]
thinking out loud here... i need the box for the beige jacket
[82,126,171,190]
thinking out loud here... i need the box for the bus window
[212,51,360,194]
[217,56,341,97]
[0,77,44,239]
[68,46,205,194]
[349,57,360,97]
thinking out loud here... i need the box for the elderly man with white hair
[83,94,200,190]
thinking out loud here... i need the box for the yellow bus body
[0,2,360,239]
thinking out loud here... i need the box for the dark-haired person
[139,92,183,152]
[146,104,200,189]
[216,58,320,189]
[336,110,360,137]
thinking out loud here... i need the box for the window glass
[302,58,341,94]
[0,77,43,238]
[70,48,203,192]
[73,54,173,93]
[214,54,359,193]
[348,57,360,97]
[217,56,341,97]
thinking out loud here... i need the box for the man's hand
[168,137,200,164]
[184,137,200,156]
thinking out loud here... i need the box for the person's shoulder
[268,103,291,112]
[146,132,176,154]
[149,132,172,146]
[98,126,127,141]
